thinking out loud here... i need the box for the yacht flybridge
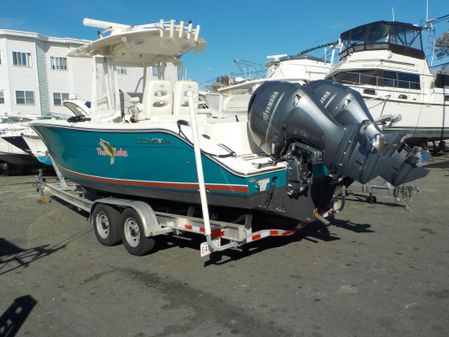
[327,21,449,146]
[32,19,430,256]
[219,54,334,93]
[207,53,334,116]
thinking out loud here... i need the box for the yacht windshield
[340,21,424,59]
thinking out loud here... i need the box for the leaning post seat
[142,80,173,119]
[173,81,199,116]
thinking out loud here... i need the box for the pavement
[0,154,449,337]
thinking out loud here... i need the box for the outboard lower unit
[248,81,429,203]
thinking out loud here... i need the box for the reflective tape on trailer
[181,223,222,239]
[245,221,310,243]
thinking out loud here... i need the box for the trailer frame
[36,174,311,257]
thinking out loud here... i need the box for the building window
[53,92,70,106]
[16,91,34,104]
[0,91,4,104]
[50,57,67,70]
[12,52,32,67]
[116,66,127,75]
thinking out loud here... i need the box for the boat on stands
[1,102,91,167]
[326,20,449,148]
[0,130,41,167]
[0,114,36,132]
[31,18,429,223]
[0,114,39,167]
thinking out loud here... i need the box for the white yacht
[205,54,333,116]
[0,115,35,132]
[1,103,91,167]
[0,114,38,166]
[225,54,333,90]
[326,21,449,147]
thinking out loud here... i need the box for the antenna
[233,59,265,80]
[392,7,395,21]
[425,0,429,22]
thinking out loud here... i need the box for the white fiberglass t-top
[68,18,206,122]
[71,18,205,63]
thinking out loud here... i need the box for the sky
[1,0,448,82]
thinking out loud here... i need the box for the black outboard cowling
[247,81,340,157]
[308,80,429,184]
[248,81,429,188]
[307,79,377,125]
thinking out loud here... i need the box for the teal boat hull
[32,124,330,221]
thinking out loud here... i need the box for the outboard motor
[247,81,428,198]
[307,80,430,185]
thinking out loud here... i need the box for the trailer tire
[92,204,122,246]
[121,208,156,256]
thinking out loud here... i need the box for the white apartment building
[0,29,177,116]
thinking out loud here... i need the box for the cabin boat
[0,114,39,167]
[326,21,449,146]
[1,107,90,167]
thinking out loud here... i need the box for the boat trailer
[35,173,313,257]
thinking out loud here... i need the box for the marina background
[2,0,448,82]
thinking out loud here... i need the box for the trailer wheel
[92,204,122,246]
[121,208,156,256]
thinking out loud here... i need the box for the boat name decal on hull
[98,138,128,164]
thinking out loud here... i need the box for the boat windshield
[5,116,34,123]
[40,112,72,120]
[340,21,424,59]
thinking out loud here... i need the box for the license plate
[200,237,221,257]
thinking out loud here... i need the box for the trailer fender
[90,198,162,237]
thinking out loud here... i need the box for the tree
[216,75,231,86]
[435,31,449,59]
[211,75,231,92]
